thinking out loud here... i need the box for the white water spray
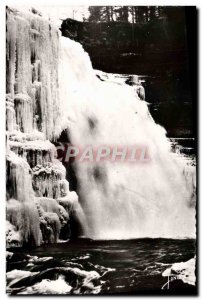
[58,37,196,239]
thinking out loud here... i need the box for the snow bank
[162,257,196,286]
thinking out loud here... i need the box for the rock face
[6,7,82,247]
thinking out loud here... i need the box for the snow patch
[162,257,196,286]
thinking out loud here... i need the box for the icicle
[6,94,16,131]
[6,152,41,245]
[35,197,69,243]
[14,93,33,132]
[8,136,55,168]
[32,162,65,198]
[6,7,83,245]
[6,11,17,98]
[6,8,61,139]
[37,197,69,224]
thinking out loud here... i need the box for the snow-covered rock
[162,257,196,286]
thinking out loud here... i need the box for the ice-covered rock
[6,221,22,247]
[6,7,81,246]
[6,151,41,246]
[6,8,61,139]
[162,257,196,286]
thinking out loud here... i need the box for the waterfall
[6,7,196,246]
[58,37,196,239]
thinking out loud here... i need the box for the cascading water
[6,7,196,247]
[59,39,196,239]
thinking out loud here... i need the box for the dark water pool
[7,238,196,295]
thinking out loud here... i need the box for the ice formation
[6,6,196,246]
[162,257,196,287]
[6,7,85,246]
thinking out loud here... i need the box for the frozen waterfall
[6,7,196,246]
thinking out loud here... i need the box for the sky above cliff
[36,5,90,25]
[11,5,90,27]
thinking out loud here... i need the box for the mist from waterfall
[58,37,196,239]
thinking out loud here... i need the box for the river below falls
[7,238,196,295]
